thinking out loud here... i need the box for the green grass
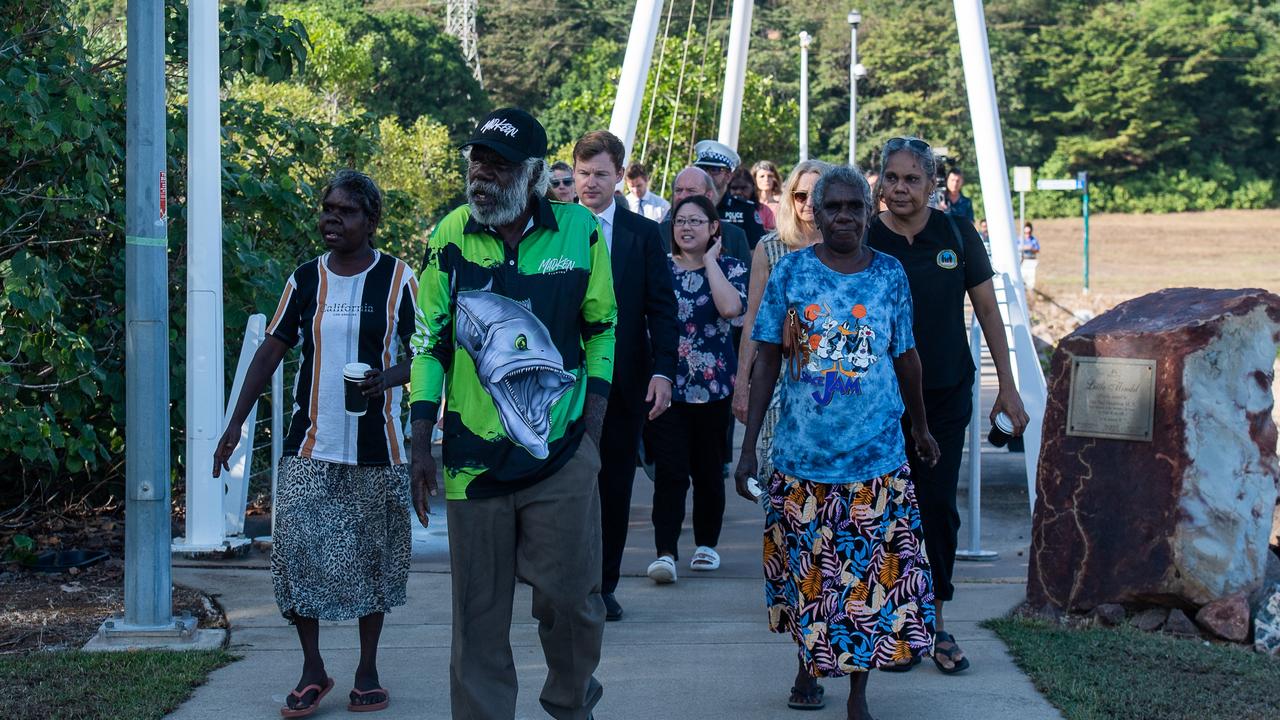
[985,617,1280,720]
[0,650,236,720]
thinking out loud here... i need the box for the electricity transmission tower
[447,0,483,86]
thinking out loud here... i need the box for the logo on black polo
[936,249,959,269]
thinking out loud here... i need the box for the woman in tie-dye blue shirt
[733,165,939,717]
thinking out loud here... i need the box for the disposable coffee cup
[988,412,1014,448]
[343,362,372,417]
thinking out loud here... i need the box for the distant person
[938,168,974,222]
[573,131,679,622]
[694,139,768,250]
[732,159,829,483]
[731,166,775,230]
[868,136,1029,675]
[978,218,992,256]
[865,170,887,212]
[547,160,577,203]
[752,159,784,219]
[734,164,938,716]
[213,170,415,716]
[1020,222,1040,292]
[409,109,615,719]
[624,162,670,222]
[644,194,747,585]
[659,167,751,270]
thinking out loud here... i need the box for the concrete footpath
[168,362,1059,719]
[166,453,1058,719]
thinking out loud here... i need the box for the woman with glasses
[752,160,784,220]
[732,159,830,481]
[643,195,748,584]
[734,164,938,717]
[546,161,577,203]
[867,136,1030,675]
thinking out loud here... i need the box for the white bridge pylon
[608,0,1047,513]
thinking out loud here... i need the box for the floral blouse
[669,255,749,403]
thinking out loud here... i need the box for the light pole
[799,31,811,161]
[847,10,864,167]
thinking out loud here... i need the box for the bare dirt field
[1023,209,1280,340]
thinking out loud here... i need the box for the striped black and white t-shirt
[267,251,418,466]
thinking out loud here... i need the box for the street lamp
[799,31,811,162]
[848,10,865,167]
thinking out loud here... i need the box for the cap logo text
[481,118,519,138]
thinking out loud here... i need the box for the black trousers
[901,373,974,603]
[644,398,731,560]
[597,402,647,595]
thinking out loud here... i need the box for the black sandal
[787,683,825,710]
[932,631,971,674]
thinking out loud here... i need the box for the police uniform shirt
[866,209,994,390]
[717,194,767,251]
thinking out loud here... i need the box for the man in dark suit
[658,166,752,273]
[572,131,679,621]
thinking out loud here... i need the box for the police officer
[693,140,767,251]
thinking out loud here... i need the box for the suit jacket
[658,217,754,276]
[608,204,679,412]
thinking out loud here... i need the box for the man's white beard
[468,166,533,227]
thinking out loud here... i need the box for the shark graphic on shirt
[454,290,576,459]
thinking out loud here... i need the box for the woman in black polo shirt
[867,137,1029,675]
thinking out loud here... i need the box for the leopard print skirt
[272,455,411,622]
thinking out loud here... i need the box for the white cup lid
[993,412,1014,433]
[343,362,372,378]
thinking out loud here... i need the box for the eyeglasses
[886,137,931,152]
[698,165,730,175]
[549,178,574,188]
[791,191,811,204]
[672,217,710,228]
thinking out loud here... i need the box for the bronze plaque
[1066,357,1156,441]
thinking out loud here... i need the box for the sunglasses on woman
[792,191,811,204]
[886,137,931,152]
[549,178,574,188]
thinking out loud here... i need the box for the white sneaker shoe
[690,546,721,571]
[646,556,677,584]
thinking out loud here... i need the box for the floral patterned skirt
[763,466,935,676]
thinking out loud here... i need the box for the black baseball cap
[461,108,548,163]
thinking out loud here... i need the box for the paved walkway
[167,367,1061,719]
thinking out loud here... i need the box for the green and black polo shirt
[409,196,617,500]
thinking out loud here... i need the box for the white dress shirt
[627,191,670,223]
[595,198,617,253]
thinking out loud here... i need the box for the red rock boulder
[1028,288,1280,612]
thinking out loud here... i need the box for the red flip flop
[280,677,334,718]
[347,686,390,713]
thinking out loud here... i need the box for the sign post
[1012,165,1031,238]
[1035,173,1090,293]
[1079,171,1090,293]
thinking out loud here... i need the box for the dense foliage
[5,0,1279,505]
[1,0,479,503]
[479,0,1280,216]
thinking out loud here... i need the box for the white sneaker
[690,546,721,571]
[646,556,677,584]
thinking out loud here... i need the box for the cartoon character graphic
[455,290,576,459]
[800,303,881,405]
[848,324,878,375]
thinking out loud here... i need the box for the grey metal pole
[799,31,810,162]
[123,0,172,629]
[847,11,861,166]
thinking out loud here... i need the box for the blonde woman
[732,159,831,479]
